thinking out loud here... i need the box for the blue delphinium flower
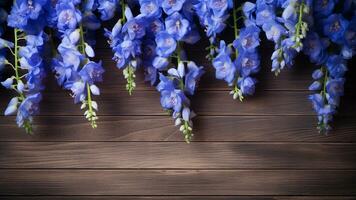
[98,0,118,21]
[184,61,204,95]
[140,0,161,18]
[156,60,204,142]
[257,0,310,75]
[305,1,355,133]
[7,0,54,34]
[52,0,106,128]
[162,0,185,15]
[165,12,190,40]
[56,1,82,32]
[194,0,232,41]
[314,0,335,17]
[155,31,177,57]
[212,41,236,85]
[207,1,261,101]
[1,0,49,133]
[1,31,46,133]
[134,0,204,142]
[106,4,143,95]
[323,14,349,44]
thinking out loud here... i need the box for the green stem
[13,28,31,132]
[86,83,94,115]
[232,7,239,59]
[79,24,85,54]
[79,24,96,127]
[177,42,181,63]
[321,67,328,97]
[176,42,185,90]
[121,0,126,22]
[14,29,19,81]
[295,2,304,40]
[13,29,24,99]
[232,7,239,38]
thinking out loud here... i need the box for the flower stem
[79,24,86,54]
[79,24,97,128]
[121,0,126,23]
[86,83,97,128]
[13,29,31,133]
[318,66,329,133]
[14,29,19,81]
[124,64,136,95]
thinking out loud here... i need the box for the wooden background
[0,36,356,200]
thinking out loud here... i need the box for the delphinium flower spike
[105,1,143,95]
[1,0,49,133]
[195,0,261,101]
[255,0,311,75]
[52,0,105,128]
[134,0,204,142]
[305,1,355,133]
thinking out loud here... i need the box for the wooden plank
[1,116,355,142]
[0,170,355,195]
[1,90,355,116]
[1,142,356,169]
[0,196,355,200]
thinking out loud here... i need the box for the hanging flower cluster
[0,0,355,142]
[1,0,49,133]
[305,0,355,133]
[51,0,106,128]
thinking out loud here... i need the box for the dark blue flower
[326,78,345,98]
[79,61,105,84]
[146,19,164,36]
[144,66,158,85]
[323,14,349,44]
[238,76,256,95]
[303,32,328,64]
[314,0,335,17]
[326,55,347,78]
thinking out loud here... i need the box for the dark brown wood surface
[0,35,355,200]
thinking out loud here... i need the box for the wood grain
[1,170,355,195]
[1,196,355,200]
[0,142,356,169]
[1,116,355,142]
[1,90,355,116]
